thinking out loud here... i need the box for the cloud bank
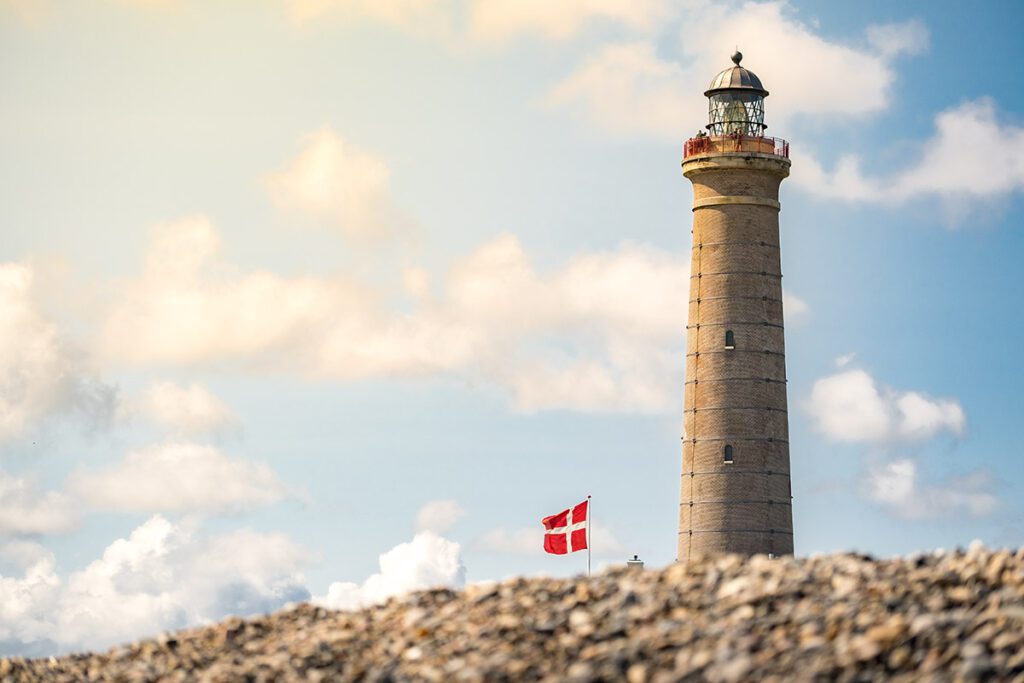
[138,381,238,436]
[0,516,312,655]
[806,362,994,521]
[862,459,998,521]
[266,129,407,240]
[806,369,965,444]
[317,531,465,611]
[0,263,115,446]
[69,442,296,515]
[100,216,692,414]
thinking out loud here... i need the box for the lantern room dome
[705,51,768,97]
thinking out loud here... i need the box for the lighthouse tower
[678,52,794,561]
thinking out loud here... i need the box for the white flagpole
[587,495,592,577]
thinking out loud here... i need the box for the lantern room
[704,51,768,136]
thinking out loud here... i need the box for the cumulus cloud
[0,516,312,654]
[862,459,998,520]
[549,2,926,137]
[865,19,929,60]
[806,369,965,444]
[415,500,467,534]
[266,128,407,239]
[282,0,454,33]
[805,364,992,521]
[0,472,77,536]
[783,291,809,319]
[477,522,624,557]
[548,41,693,139]
[834,353,856,368]
[100,216,694,413]
[283,0,668,41]
[0,263,115,446]
[469,0,667,42]
[99,215,369,367]
[317,531,465,611]
[796,99,1024,206]
[138,380,238,436]
[69,442,296,515]
[300,232,690,413]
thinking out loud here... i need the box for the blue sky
[2,0,1023,655]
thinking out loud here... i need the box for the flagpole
[587,495,592,577]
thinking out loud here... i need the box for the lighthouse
[678,52,794,561]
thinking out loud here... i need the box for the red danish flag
[542,499,589,555]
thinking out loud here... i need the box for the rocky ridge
[3,545,1024,681]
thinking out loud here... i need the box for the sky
[2,0,1024,656]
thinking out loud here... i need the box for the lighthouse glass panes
[707,92,765,136]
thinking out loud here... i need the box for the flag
[542,499,588,555]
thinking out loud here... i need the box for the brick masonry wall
[678,153,794,562]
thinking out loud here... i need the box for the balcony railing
[683,134,789,160]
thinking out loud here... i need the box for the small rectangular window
[724,444,734,464]
[724,330,735,350]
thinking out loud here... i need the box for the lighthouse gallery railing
[684,134,789,160]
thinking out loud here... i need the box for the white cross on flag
[542,499,589,555]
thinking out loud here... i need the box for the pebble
[4,547,1024,681]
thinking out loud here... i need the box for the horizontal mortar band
[690,296,784,304]
[681,437,789,444]
[688,322,785,330]
[692,271,783,278]
[687,406,788,413]
[696,241,780,249]
[682,470,791,476]
[685,378,787,385]
[693,195,781,211]
[683,500,792,506]
[687,350,785,357]
[681,529,794,535]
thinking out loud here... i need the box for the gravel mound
[4,545,1024,682]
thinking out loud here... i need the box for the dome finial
[731,50,743,66]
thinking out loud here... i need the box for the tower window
[724,444,734,464]
[724,330,735,349]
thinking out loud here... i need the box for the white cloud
[863,459,998,520]
[100,217,695,414]
[317,234,691,412]
[469,0,667,42]
[476,522,624,557]
[783,291,809,319]
[139,380,238,436]
[806,369,964,444]
[415,499,467,534]
[69,442,295,515]
[797,99,1024,206]
[317,531,465,610]
[283,0,666,41]
[282,0,453,33]
[0,471,76,536]
[865,19,929,59]
[266,128,407,239]
[0,0,49,23]
[834,353,856,368]
[0,263,115,446]
[0,516,312,654]
[549,3,925,137]
[99,215,369,367]
[548,41,693,139]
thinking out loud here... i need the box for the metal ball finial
[731,50,743,66]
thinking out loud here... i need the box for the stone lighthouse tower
[677,52,794,561]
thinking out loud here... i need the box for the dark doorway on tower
[723,444,734,464]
